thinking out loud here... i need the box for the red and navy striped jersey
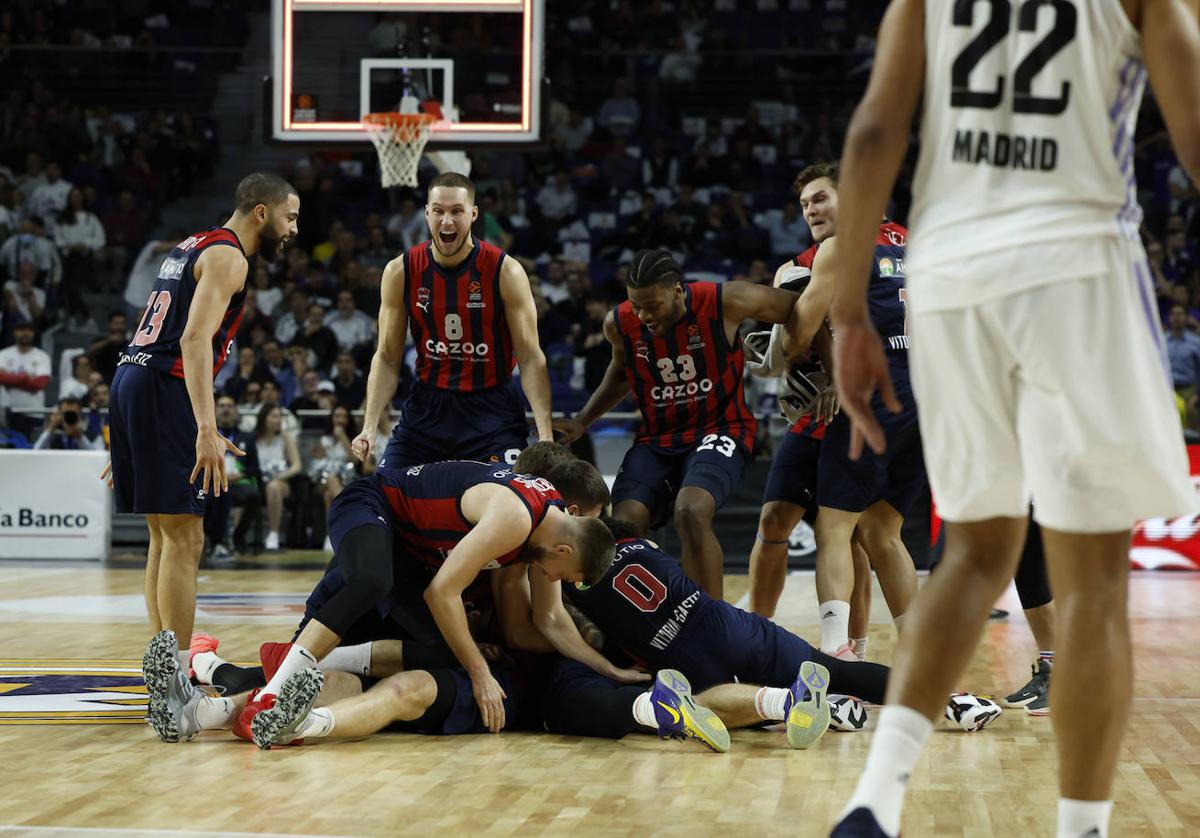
[564,536,713,667]
[121,228,248,379]
[406,240,516,392]
[373,460,563,571]
[786,244,826,441]
[614,282,755,452]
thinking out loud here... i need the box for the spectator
[85,380,109,445]
[88,311,129,383]
[596,77,640,138]
[324,289,376,352]
[292,302,340,371]
[204,394,263,560]
[331,350,366,408]
[533,284,571,347]
[251,263,283,318]
[59,353,93,400]
[767,200,810,263]
[574,291,611,393]
[475,192,514,251]
[3,259,47,329]
[353,265,383,319]
[0,217,62,286]
[252,403,302,551]
[600,136,640,194]
[307,404,358,550]
[54,186,106,329]
[238,380,265,431]
[359,225,392,270]
[101,190,145,279]
[1167,302,1200,412]
[540,258,570,305]
[224,345,265,402]
[536,171,578,222]
[0,320,51,441]
[385,197,427,250]
[290,369,326,430]
[1165,214,1196,285]
[254,339,297,408]
[642,137,679,189]
[33,395,102,450]
[16,152,46,205]
[659,36,702,85]
[275,289,310,345]
[28,161,72,226]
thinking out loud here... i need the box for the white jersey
[907,0,1145,312]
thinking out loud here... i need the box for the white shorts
[910,240,1196,533]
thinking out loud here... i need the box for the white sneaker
[828,695,869,731]
[323,536,333,552]
[787,521,816,557]
[265,531,280,551]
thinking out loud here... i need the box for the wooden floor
[0,558,1198,837]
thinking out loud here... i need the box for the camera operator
[33,396,105,451]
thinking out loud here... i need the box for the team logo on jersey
[634,340,649,361]
[882,229,906,246]
[0,660,148,725]
[407,465,425,476]
[416,287,432,313]
[686,323,705,349]
[467,280,485,309]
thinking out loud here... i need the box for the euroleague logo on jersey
[686,323,705,349]
[467,280,486,309]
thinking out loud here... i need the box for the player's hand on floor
[551,417,585,445]
[99,460,113,488]
[471,670,508,733]
[831,319,900,458]
[350,430,374,463]
[610,666,652,684]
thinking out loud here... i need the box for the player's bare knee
[760,502,801,542]
[673,498,714,534]
[381,670,437,712]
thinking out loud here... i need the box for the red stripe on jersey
[793,244,818,269]
[408,240,515,393]
[615,282,755,451]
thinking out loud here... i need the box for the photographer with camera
[33,396,104,451]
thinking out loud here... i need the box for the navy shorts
[541,657,643,740]
[611,437,749,529]
[324,477,394,553]
[109,363,205,515]
[389,664,536,735]
[816,385,926,516]
[381,380,529,469]
[661,601,814,692]
[762,431,822,510]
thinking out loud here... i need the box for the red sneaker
[232,689,274,743]
[187,632,219,681]
[259,642,292,682]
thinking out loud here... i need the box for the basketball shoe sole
[251,668,325,750]
[786,660,832,749]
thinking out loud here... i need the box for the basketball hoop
[363,112,436,188]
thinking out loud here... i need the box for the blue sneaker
[830,807,894,837]
[650,669,730,753]
[785,660,832,749]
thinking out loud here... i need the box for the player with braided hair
[555,248,809,600]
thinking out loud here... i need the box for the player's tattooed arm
[555,311,632,444]
[353,255,408,463]
[499,256,554,442]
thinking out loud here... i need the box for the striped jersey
[405,240,516,391]
[121,227,248,379]
[908,0,1147,311]
[372,460,562,570]
[614,282,755,451]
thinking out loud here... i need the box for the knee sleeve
[811,650,889,705]
[313,525,394,638]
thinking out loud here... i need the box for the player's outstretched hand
[832,319,900,459]
[190,429,245,498]
[610,666,652,684]
[350,430,375,464]
[99,460,113,488]
[471,669,508,733]
[552,417,586,445]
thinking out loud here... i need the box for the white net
[363,113,436,188]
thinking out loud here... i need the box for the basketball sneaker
[187,632,219,681]
[831,640,859,662]
[259,641,293,682]
[785,660,832,749]
[232,690,273,743]
[651,668,731,753]
[142,629,205,743]
[1025,691,1050,716]
[944,692,1003,732]
[1004,659,1051,709]
[830,807,894,837]
[250,668,325,750]
[828,695,870,732]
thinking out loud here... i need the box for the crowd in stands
[0,0,1196,555]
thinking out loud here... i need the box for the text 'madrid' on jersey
[406,240,516,392]
[908,0,1147,310]
[614,281,756,452]
[374,461,563,571]
[119,228,249,378]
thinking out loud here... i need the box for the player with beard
[111,172,299,743]
[351,172,552,470]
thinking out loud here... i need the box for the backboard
[270,0,545,146]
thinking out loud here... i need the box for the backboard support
[270,0,545,147]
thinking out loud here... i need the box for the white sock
[261,644,318,696]
[754,686,790,721]
[631,691,658,729]
[193,695,237,729]
[852,637,869,661]
[840,704,934,837]
[819,600,851,653]
[178,649,191,671]
[1057,799,1112,838]
[317,642,372,677]
[893,613,907,632]
[191,651,227,686]
[295,706,336,739]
